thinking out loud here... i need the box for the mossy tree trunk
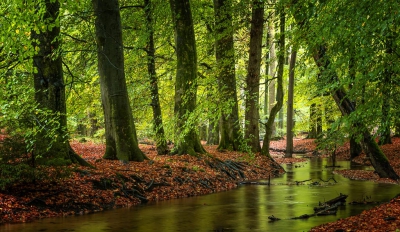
[92,0,147,162]
[144,0,169,155]
[169,0,205,156]
[213,0,242,151]
[32,0,91,167]
[244,0,264,153]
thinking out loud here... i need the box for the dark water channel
[3,157,400,232]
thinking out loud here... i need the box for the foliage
[0,74,71,189]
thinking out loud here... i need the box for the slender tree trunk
[244,0,264,152]
[88,110,99,137]
[144,0,168,155]
[316,104,322,135]
[278,108,283,136]
[285,49,297,158]
[308,103,317,139]
[261,7,285,156]
[348,51,362,158]
[213,0,242,151]
[169,0,205,156]
[263,23,271,118]
[308,102,322,139]
[32,0,91,167]
[93,0,147,162]
[207,120,219,145]
[268,21,277,137]
[378,36,393,145]
[350,137,362,159]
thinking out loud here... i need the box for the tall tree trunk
[278,108,283,136]
[308,102,322,139]
[308,103,317,139]
[169,0,205,156]
[32,0,91,167]
[244,0,264,152]
[92,0,147,162]
[378,35,393,145]
[268,21,277,137]
[350,137,362,160]
[144,0,168,155]
[207,120,219,145]
[285,49,297,158]
[213,0,242,151]
[263,22,271,118]
[348,50,362,158]
[261,6,285,156]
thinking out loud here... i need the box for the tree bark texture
[285,50,297,158]
[144,0,169,155]
[261,7,285,156]
[244,0,264,152]
[213,0,242,151]
[32,0,90,167]
[169,0,205,156]
[267,21,277,137]
[93,0,147,162]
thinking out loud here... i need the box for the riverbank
[271,137,400,231]
[0,140,303,224]
[2,137,400,231]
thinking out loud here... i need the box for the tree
[308,102,322,139]
[261,4,285,156]
[378,34,394,145]
[213,0,242,151]
[244,0,264,152]
[31,0,91,167]
[169,0,206,156]
[92,0,147,162]
[289,0,399,180]
[267,19,277,137]
[285,49,297,158]
[144,0,169,155]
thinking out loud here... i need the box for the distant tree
[144,0,169,155]
[285,49,297,158]
[261,4,285,156]
[92,0,147,162]
[169,0,206,156]
[267,19,277,137]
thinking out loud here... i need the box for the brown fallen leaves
[0,141,291,224]
[2,137,400,232]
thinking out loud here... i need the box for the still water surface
[2,157,400,232]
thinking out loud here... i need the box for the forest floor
[1,136,400,231]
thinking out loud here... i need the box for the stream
[2,157,400,232]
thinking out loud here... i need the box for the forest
[0,0,400,231]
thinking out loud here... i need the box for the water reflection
[2,157,399,232]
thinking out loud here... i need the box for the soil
[1,137,400,231]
